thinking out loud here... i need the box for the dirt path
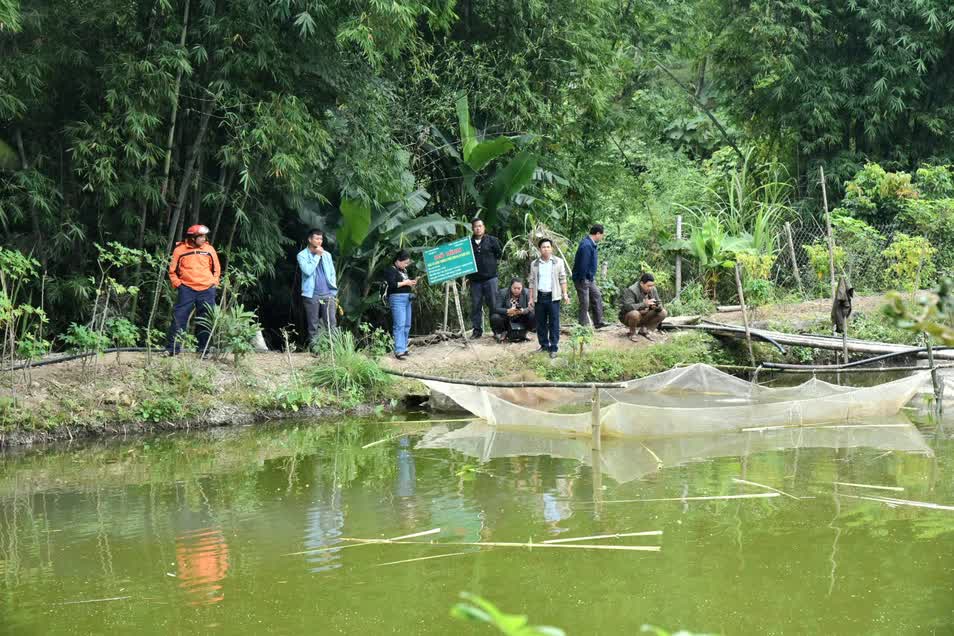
[380,322,665,380]
[381,293,894,380]
[699,293,887,328]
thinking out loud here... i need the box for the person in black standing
[572,224,609,329]
[466,218,503,338]
[383,250,417,360]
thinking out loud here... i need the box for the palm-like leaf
[484,150,538,226]
[337,198,372,255]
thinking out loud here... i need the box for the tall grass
[309,330,391,402]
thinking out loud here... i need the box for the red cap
[185,224,210,237]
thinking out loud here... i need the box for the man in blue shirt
[571,224,608,329]
[297,228,338,346]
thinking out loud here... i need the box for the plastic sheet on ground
[422,363,931,438]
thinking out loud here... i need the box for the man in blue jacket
[572,224,608,328]
[297,228,338,346]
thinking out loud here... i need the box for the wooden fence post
[442,281,450,334]
[675,215,683,300]
[820,165,836,300]
[925,334,942,415]
[451,280,469,346]
[784,222,804,296]
[734,263,756,366]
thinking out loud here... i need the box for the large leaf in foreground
[484,150,538,225]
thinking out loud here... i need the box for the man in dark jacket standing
[466,218,503,338]
[490,278,535,342]
[572,224,608,329]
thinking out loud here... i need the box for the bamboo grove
[4,0,954,346]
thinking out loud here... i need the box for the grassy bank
[0,333,400,446]
[4,300,916,445]
[530,332,737,383]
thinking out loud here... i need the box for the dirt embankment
[1,351,378,447]
[0,294,895,446]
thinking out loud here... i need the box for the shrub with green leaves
[881,233,936,291]
[741,278,776,306]
[735,251,775,281]
[255,385,325,412]
[137,397,185,423]
[357,322,394,358]
[802,242,845,285]
[106,317,139,361]
[667,283,715,317]
[60,323,110,356]
[16,332,50,363]
[197,303,261,365]
[569,324,593,360]
[0,247,48,366]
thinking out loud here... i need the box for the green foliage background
[4,0,954,344]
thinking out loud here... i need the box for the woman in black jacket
[383,250,417,359]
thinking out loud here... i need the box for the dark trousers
[534,292,561,352]
[469,277,498,331]
[490,311,536,336]
[574,279,604,326]
[303,295,337,344]
[166,285,216,353]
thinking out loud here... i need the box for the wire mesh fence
[668,213,950,307]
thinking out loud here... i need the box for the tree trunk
[14,129,43,258]
[224,190,249,257]
[165,96,213,253]
[695,55,708,99]
[210,168,232,241]
[158,0,191,206]
[191,145,204,225]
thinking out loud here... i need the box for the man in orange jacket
[166,224,221,354]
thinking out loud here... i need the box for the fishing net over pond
[421,364,931,438]
[416,418,933,484]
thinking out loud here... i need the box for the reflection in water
[542,477,574,534]
[1,414,952,635]
[304,485,344,574]
[175,528,230,606]
[415,417,934,484]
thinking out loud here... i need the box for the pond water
[1,409,953,635]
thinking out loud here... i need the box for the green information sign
[422,237,478,284]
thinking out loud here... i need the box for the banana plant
[665,214,738,301]
[298,188,461,323]
[426,95,541,228]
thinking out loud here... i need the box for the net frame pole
[784,221,804,297]
[734,263,756,366]
[590,385,601,451]
[820,165,836,300]
[590,447,604,519]
[925,334,942,415]
[674,215,683,300]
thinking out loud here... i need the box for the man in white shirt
[528,238,570,359]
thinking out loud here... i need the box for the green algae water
[1,413,953,635]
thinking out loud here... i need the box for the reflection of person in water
[175,528,230,606]
[394,436,423,531]
[304,481,344,574]
[542,476,575,533]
